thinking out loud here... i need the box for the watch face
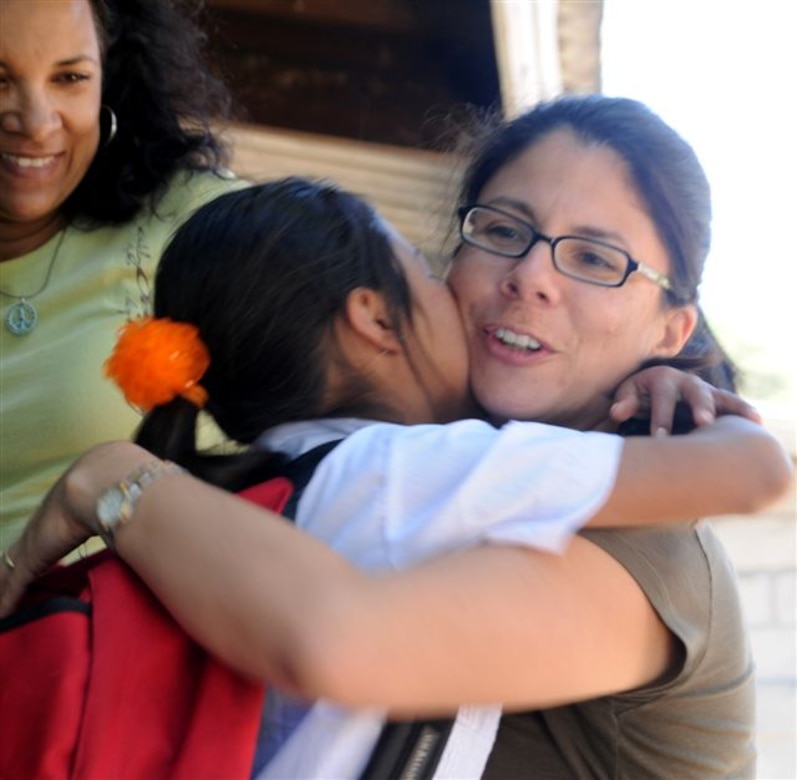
[94,466,176,536]
[97,487,126,530]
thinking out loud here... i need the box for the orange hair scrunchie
[104,317,210,411]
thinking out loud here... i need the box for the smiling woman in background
[0,0,243,545]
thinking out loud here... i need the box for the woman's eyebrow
[0,55,100,70]
[568,224,630,248]
[55,55,100,67]
[483,196,537,222]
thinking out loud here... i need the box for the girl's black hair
[64,0,232,225]
[457,95,738,391]
[134,178,413,489]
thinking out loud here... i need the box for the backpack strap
[357,718,455,780]
[276,439,343,519]
[236,439,342,520]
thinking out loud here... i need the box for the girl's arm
[587,414,790,526]
[0,416,791,710]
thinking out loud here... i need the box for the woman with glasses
[270,96,772,777]
[264,96,768,777]
[1,96,784,779]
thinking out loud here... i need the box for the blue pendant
[5,300,38,335]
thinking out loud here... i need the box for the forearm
[590,416,793,527]
[115,471,363,686]
[124,503,678,713]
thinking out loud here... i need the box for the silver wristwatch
[96,461,185,547]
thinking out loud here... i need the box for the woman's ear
[344,287,404,354]
[651,304,698,358]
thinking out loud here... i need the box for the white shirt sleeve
[260,419,622,779]
[294,418,623,571]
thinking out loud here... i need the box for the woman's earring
[101,105,118,149]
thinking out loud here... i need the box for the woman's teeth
[3,154,57,168]
[495,327,542,351]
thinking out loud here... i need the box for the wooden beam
[225,122,463,261]
[490,0,562,115]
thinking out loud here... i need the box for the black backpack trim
[275,439,343,519]
[358,718,455,780]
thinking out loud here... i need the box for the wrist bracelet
[95,461,186,548]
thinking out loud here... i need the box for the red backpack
[0,445,332,780]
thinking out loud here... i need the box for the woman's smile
[483,323,552,366]
[1,151,63,178]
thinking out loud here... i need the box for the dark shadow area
[203,0,500,148]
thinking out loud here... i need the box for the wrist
[94,460,186,548]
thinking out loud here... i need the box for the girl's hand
[0,441,156,617]
[610,366,762,436]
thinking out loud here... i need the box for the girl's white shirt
[252,417,623,779]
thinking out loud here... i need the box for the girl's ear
[651,304,698,358]
[344,287,404,354]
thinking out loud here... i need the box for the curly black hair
[63,0,232,225]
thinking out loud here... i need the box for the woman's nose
[1,87,60,139]
[500,241,561,303]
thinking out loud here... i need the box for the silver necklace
[0,229,67,336]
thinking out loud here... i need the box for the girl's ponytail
[135,399,202,467]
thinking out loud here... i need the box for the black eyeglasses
[458,204,671,290]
